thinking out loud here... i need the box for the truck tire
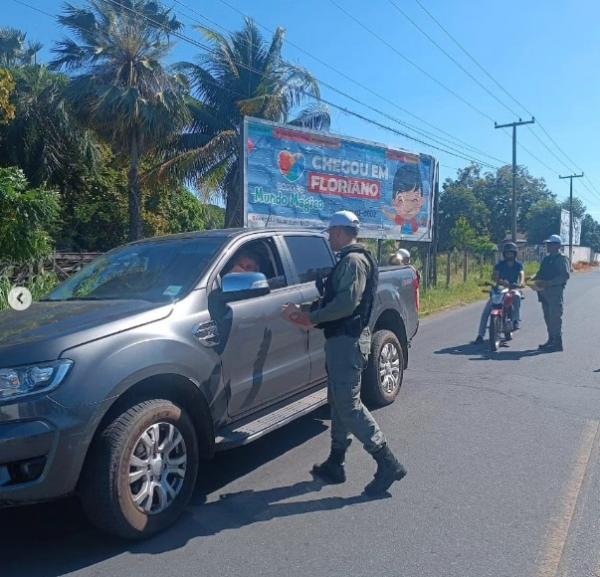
[362,330,404,407]
[80,399,199,539]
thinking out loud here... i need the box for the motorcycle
[482,282,523,352]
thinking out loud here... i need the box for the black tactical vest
[537,254,568,285]
[316,245,379,339]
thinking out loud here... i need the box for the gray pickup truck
[0,228,419,538]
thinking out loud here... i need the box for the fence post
[446,251,451,288]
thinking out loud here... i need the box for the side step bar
[214,388,328,451]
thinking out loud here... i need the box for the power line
[412,0,600,204]
[175,0,507,164]
[10,0,56,19]
[386,0,520,119]
[325,0,567,177]
[23,0,600,206]
[328,0,496,123]
[99,0,500,167]
[11,0,505,169]
[413,0,534,118]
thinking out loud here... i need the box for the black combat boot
[538,338,554,350]
[545,337,563,352]
[363,444,407,496]
[312,448,346,484]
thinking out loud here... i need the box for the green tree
[52,0,190,240]
[523,198,560,244]
[438,164,490,250]
[0,167,59,263]
[440,163,555,244]
[0,65,115,250]
[581,214,600,252]
[449,216,477,251]
[0,28,42,68]
[0,66,98,188]
[560,196,586,220]
[476,165,554,242]
[161,18,330,226]
[0,68,15,124]
[144,184,224,237]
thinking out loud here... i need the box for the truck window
[284,236,334,284]
[221,238,287,290]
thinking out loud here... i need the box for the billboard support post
[559,172,584,270]
[376,238,383,264]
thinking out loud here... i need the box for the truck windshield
[45,237,225,303]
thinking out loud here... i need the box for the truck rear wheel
[80,399,199,539]
[362,330,404,407]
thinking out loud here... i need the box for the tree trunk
[225,159,243,228]
[463,250,469,282]
[446,252,451,288]
[128,133,143,241]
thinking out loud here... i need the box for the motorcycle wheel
[489,315,502,352]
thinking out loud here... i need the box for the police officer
[282,211,406,496]
[533,234,570,351]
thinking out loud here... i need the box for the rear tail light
[413,272,420,312]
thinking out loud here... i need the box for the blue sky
[6,0,600,218]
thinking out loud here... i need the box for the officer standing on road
[533,234,570,352]
[282,211,406,496]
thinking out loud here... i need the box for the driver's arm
[492,267,501,283]
[518,270,525,287]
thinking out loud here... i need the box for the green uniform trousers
[539,287,564,341]
[325,330,386,454]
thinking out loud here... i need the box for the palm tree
[0,28,42,67]
[160,18,330,227]
[51,0,190,240]
[0,66,98,187]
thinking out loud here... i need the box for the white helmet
[397,248,411,262]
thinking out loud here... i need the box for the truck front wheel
[362,330,404,407]
[80,399,199,539]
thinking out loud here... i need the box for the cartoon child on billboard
[382,161,424,234]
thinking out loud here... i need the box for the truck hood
[0,300,173,366]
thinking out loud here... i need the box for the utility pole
[494,117,535,242]
[559,172,584,269]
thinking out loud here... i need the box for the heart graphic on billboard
[278,150,304,182]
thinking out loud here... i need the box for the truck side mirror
[221,272,270,302]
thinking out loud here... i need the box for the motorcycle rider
[473,242,525,344]
[389,248,411,266]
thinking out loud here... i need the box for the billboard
[560,209,581,245]
[243,117,437,241]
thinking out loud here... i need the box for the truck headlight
[0,360,73,401]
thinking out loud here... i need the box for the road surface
[2,270,600,577]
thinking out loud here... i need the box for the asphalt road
[2,271,600,577]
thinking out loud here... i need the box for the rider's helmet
[397,248,411,264]
[502,242,518,258]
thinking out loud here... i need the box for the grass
[0,271,59,311]
[420,261,539,317]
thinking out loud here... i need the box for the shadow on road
[434,342,547,361]
[1,406,377,577]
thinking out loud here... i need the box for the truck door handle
[193,321,220,347]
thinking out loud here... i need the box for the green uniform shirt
[309,244,370,325]
[536,253,570,287]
